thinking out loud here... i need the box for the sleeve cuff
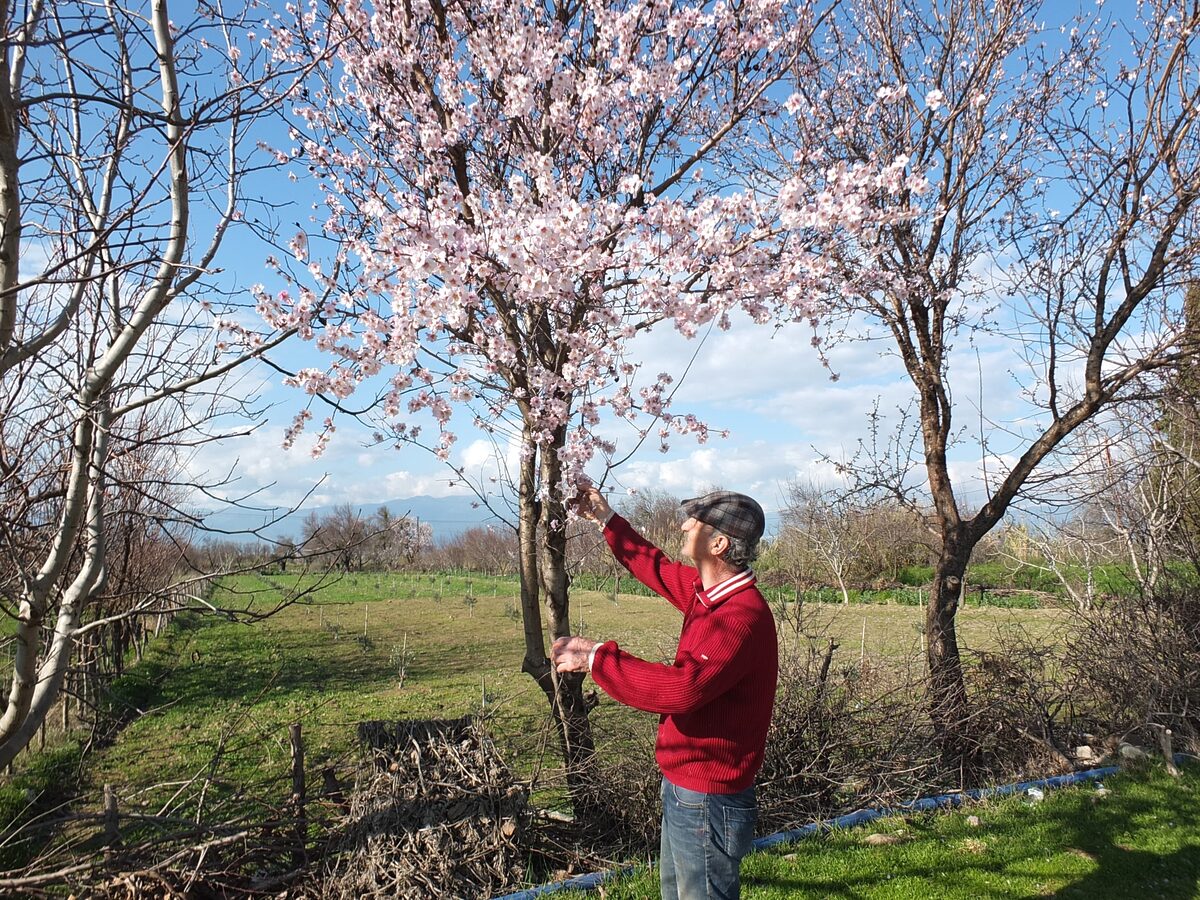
[588,641,610,671]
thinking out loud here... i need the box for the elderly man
[552,485,778,900]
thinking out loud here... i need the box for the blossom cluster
[256,0,914,499]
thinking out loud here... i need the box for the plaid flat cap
[681,491,765,545]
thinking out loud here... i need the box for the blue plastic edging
[492,760,1155,900]
[494,862,641,900]
[751,763,1121,850]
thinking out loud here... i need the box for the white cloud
[185,413,385,508]
[762,377,915,443]
[192,270,1159,523]
[608,441,848,513]
[627,314,898,413]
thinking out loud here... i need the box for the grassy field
[76,571,1066,818]
[0,566,1186,893]
[0,569,1073,880]
[557,763,1200,899]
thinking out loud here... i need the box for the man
[552,484,778,900]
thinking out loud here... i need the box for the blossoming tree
[260,0,904,803]
[774,0,1200,760]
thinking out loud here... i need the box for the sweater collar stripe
[697,569,756,607]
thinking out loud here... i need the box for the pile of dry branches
[309,716,530,899]
[1061,590,1200,756]
[757,635,943,831]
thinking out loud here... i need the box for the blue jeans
[659,777,757,900]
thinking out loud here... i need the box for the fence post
[290,723,307,866]
[103,783,120,848]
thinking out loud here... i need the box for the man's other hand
[552,635,597,673]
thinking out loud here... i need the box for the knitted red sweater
[589,514,778,794]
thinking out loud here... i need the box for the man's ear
[711,532,730,558]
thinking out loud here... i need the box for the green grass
[87,570,608,823]
[557,763,1200,898]
[77,571,1066,823]
[0,740,85,870]
[3,568,1188,892]
[90,572,555,816]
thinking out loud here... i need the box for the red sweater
[590,514,778,794]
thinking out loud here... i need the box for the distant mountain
[196,494,508,543]
[197,493,783,544]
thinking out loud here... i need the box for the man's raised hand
[570,477,614,525]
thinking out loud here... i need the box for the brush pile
[314,716,530,899]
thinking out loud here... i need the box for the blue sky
[185,167,1055,532]
[188,286,1024,528]
[181,0,1169,534]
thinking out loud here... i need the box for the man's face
[680,515,711,563]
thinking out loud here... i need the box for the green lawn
[556,763,1200,899]
[0,570,1072,877]
[82,571,1066,817]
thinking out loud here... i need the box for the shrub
[1061,589,1200,754]
[897,565,933,587]
[756,608,942,831]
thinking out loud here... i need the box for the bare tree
[361,507,432,570]
[0,0,310,767]
[620,489,686,560]
[1017,509,1119,612]
[302,504,369,571]
[435,525,516,576]
[773,480,930,602]
[779,0,1200,758]
[779,480,872,605]
[1026,390,1200,606]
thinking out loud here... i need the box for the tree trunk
[0,413,97,753]
[0,404,109,768]
[516,448,545,669]
[537,437,599,813]
[512,432,599,819]
[926,543,971,770]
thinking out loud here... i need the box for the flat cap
[681,491,765,546]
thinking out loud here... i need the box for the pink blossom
[289,231,308,262]
[258,0,904,492]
